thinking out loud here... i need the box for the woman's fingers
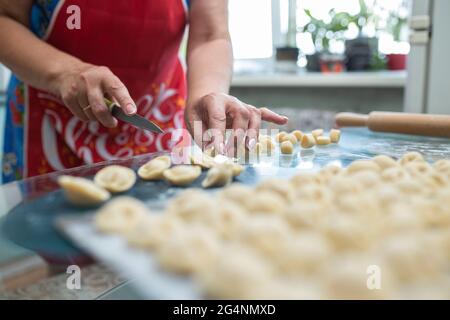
[260,107,289,125]
[87,86,117,128]
[226,100,249,155]
[204,95,227,154]
[102,72,136,115]
[246,105,261,150]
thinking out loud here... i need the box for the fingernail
[126,104,136,114]
[248,138,256,150]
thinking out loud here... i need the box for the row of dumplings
[94,151,450,299]
[58,154,244,206]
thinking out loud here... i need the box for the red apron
[25,0,188,178]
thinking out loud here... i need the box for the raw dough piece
[94,165,136,193]
[237,216,290,256]
[329,129,341,143]
[281,133,297,145]
[126,215,182,250]
[292,130,304,142]
[156,225,220,274]
[94,196,149,234]
[202,163,233,188]
[372,155,398,171]
[258,135,275,154]
[137,156,171,180]
[163,165,201,186]
[274,232,330,274]
[399,151,424,165]
[311,129,324,140]
[218,183,254,210]
[275,132,287,143]
[202,199,247,239]
[301,134,316,148]
[58,175,110,206]
[316,136,331,146]
[256,178,295,202]
[167,189,217,222]
[381,166,409,183]
[280,140,294,154]
[246,190,287,214]
[346,160,380,175]
[190,153,216,170]
[198,244,274,299]
[284,201,325,229]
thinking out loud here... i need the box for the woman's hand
[55,63,136,128]
[185,93,288,154]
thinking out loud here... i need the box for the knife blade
[104,99,163,134]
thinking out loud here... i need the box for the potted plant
[385,3,409,70]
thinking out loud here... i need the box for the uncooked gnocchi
[311,129,324,140]
[202,163,233,188]
[316,136,331,146]
[190,153,216,170]
[301,134,316,149]
[94,196,149,234]
[292,130,304,142]
[58,175,110,206]
[329,129,341,143]
[94,165,136,193]
[163,165,201,186]
[280,140,294,154]
[138,155,171,180]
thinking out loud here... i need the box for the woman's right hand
[55,63,136,128]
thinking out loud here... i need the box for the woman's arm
[0,0,136,127]
[185,0,287,154]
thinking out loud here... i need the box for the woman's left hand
[185,93,288,155]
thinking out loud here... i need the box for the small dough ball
[316,165,343,184]
[202,199,247,239]
[198,244,273,299]
[94,196,149,234]
[257,136,275,155]
[403,161,433,178]
[351,170,381,188]
[322,254,397,299]
[163,165,201,186]
[94,165,136,193]
[237,216,290,256]
[280,140,294,154]
[372,155,398,171]
[156,225,220,275]
[202,163,233,188]
[346,160,380,175]
[284,201,325,229]
[381,166,409,183]
[126,215,182,250]
[399,151,425,166]
[292,130,304,142]
[433,159,450,176]
[281,133,297,145]
[246,190,287,214]
[190,153,216,170]
[58,175,110,206]
[256,178,295,202]
[301,134,316,149]
[329,129,341,143]
[274,232,330,274]
[290,172,321,188]
[138,155,171,180]
[316,136,331,146]
[275,131,287,143]
[167,189,217,222]
[311,129,324,140]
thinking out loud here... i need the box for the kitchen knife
[104,98,163,134]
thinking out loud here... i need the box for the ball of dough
[218,183,254,210]
[94,165,137,193]
[316,136,331,146]
[198,244,274,299]
[138,155,171,180]
[292,130,304,142]
[126,214,182,250]
[94,196,149,234]
[58,175,110,206]
[204,199,247,239]
[245,190,287,214]
[281,133,297,145]
[273,232,330,274]
[156,225,220,274]
[256,178,295,202]
[280,140,294,154]
[329,129,341,143]
[346,160,381,175]
[237,216,291,256]
[301,134,316,149]
[202,163,233,188]
[381,166,410,183]
[372,155,398,171]
[284,201,325,229]
[399,151,425,166]
[190,153,216,170]
[167,189,217,222]
[163,165,201,186]
[275,132,287,143]
[311,129,324,140]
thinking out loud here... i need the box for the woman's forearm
[0,15,82,95]
[186,36,233,107]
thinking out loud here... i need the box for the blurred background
[0,0,449,161]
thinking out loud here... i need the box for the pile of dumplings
[94,151,450,299]
[58,154,244,206]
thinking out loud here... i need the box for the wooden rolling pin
[335,112,450,138]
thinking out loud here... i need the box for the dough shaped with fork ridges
[58,175,110,206]
[138,156,171,180]
[163,165,201,186]
[94,196,149,234]
[94,165,136,192]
